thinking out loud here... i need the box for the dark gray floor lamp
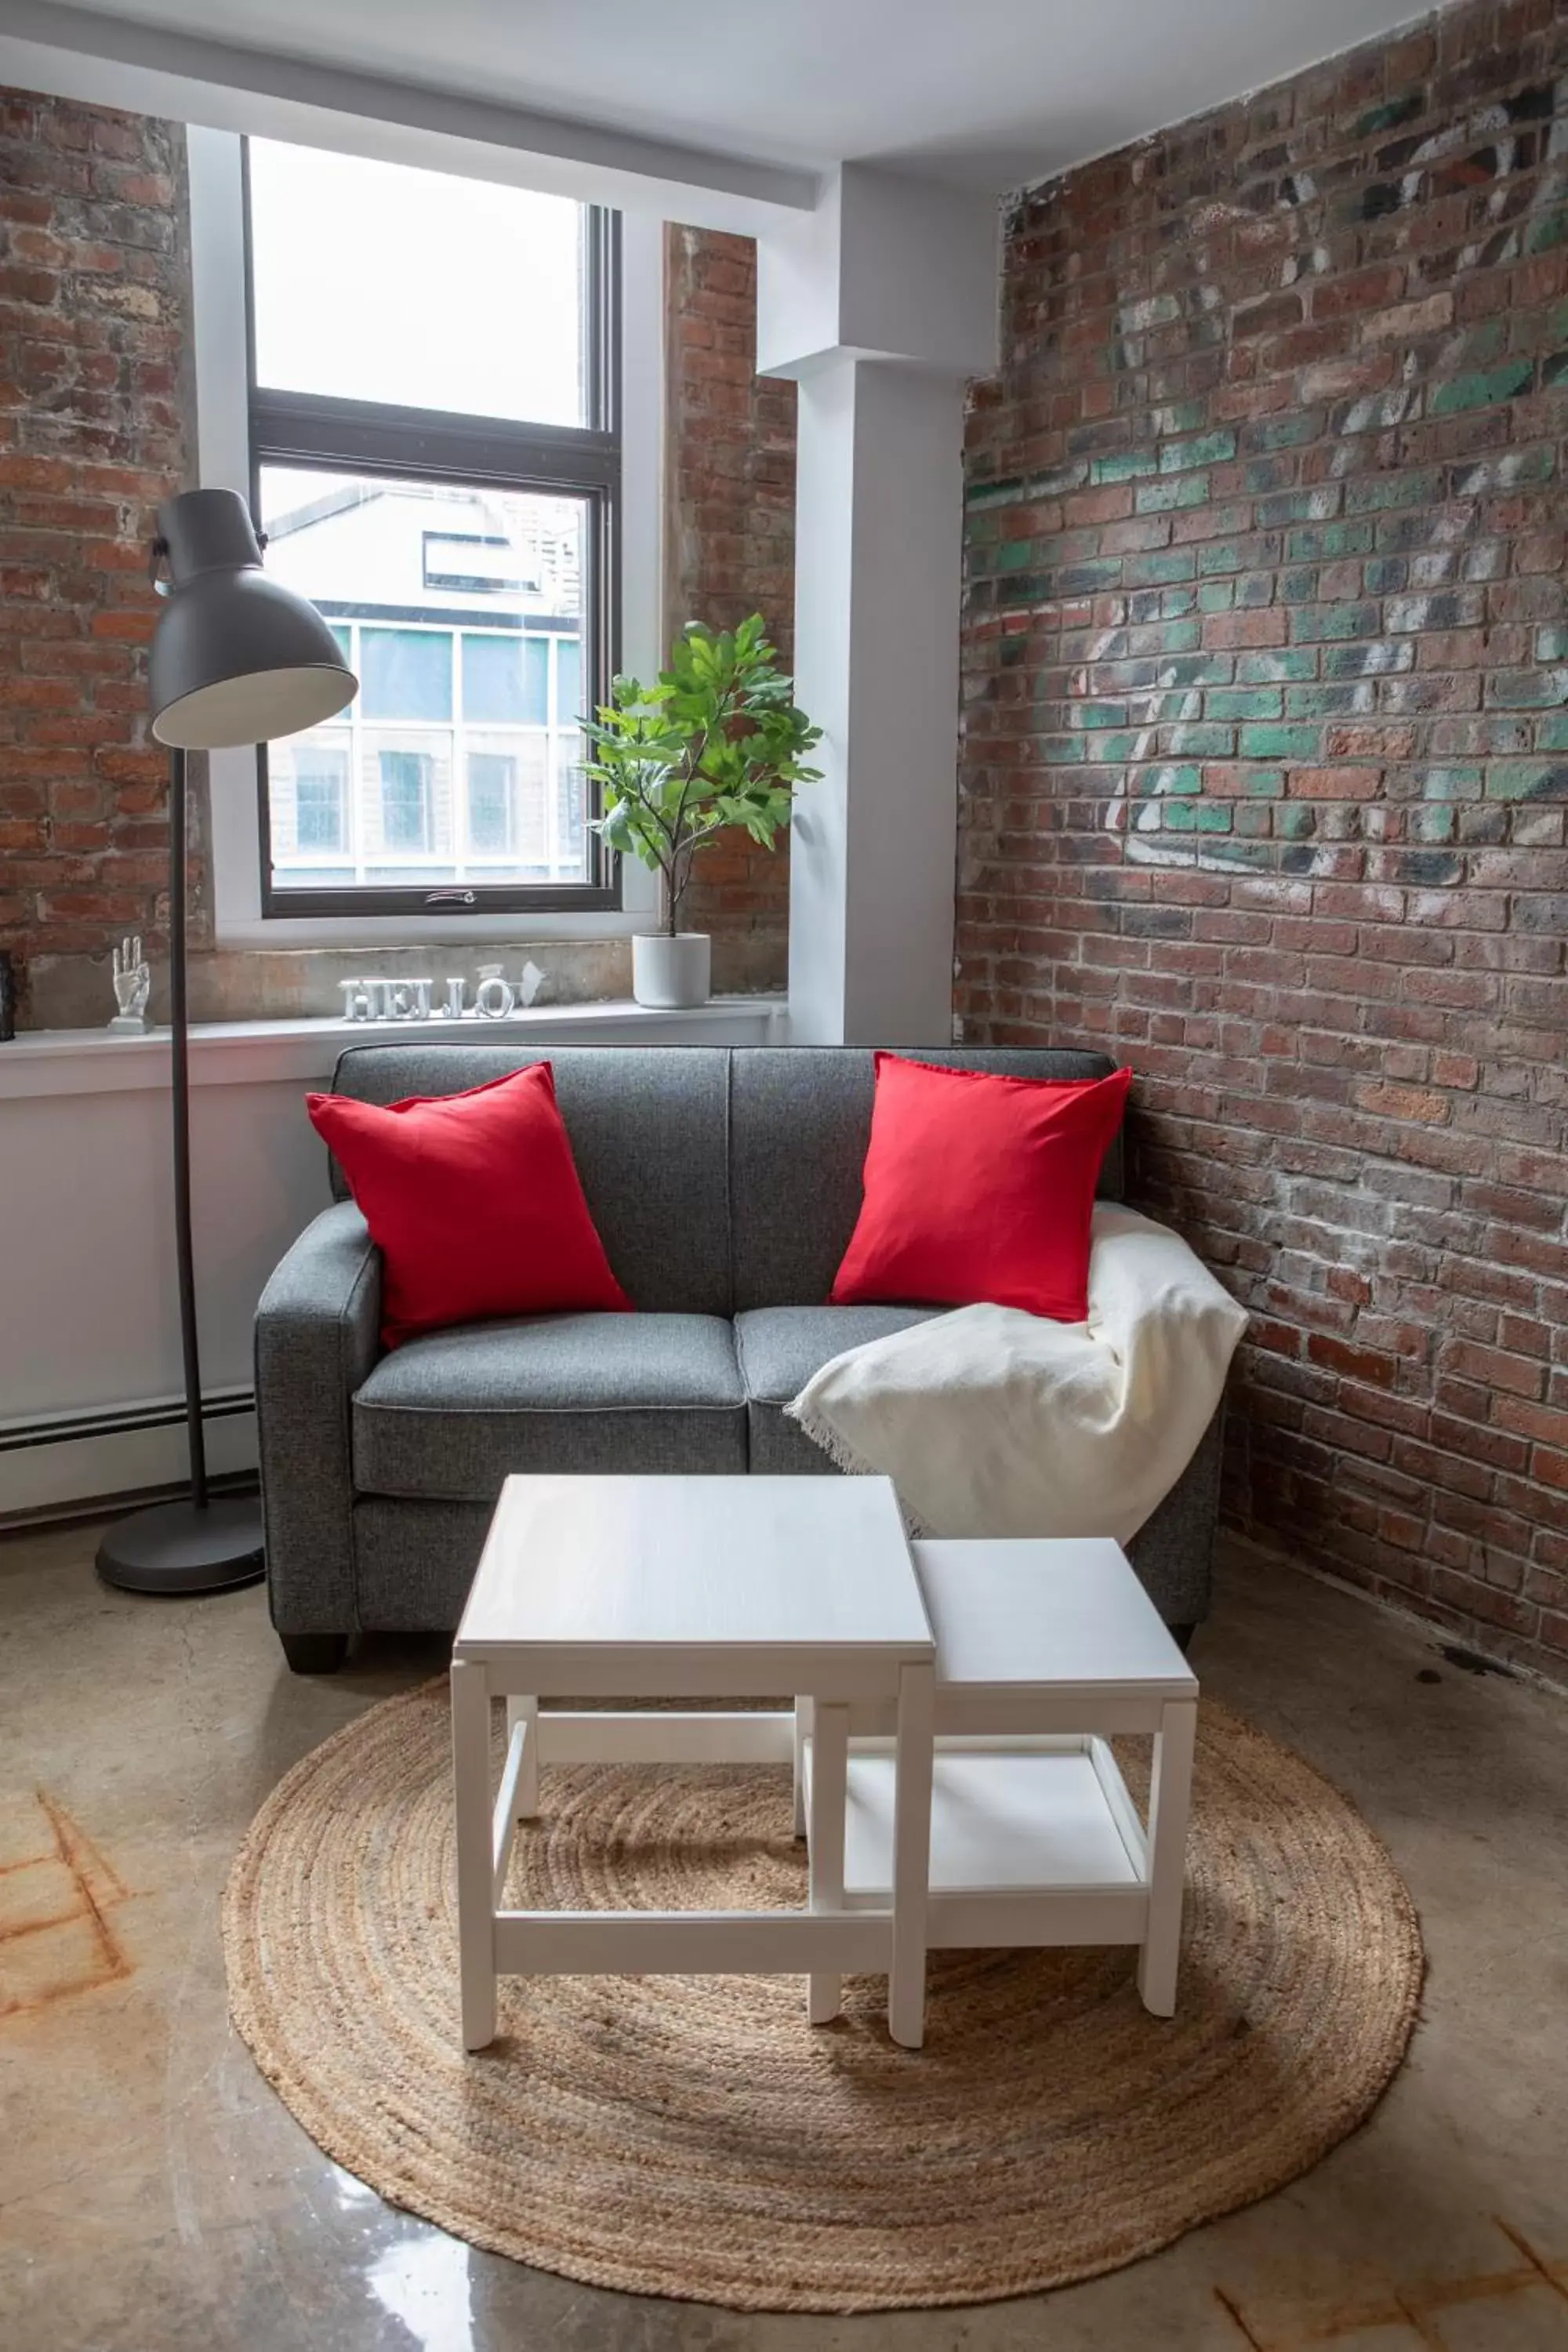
[96,488,357,1595]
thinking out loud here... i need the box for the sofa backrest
[325,1040,1123,1316]
[327,1044,734,1316]
[728,1047,1122,1310]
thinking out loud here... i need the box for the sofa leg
[279,1632,350,1675]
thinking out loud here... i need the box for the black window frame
[243,143,622,921]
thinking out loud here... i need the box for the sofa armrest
[255,1201,383,1639]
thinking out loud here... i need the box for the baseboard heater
[0,1388,259,1527]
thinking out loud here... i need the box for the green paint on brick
[1411,804,1456,843]
[1152,401,1207,435]
[1134,618,1203,652]
[1198,582,1236,612]
[1136,474,1211,513]
[1031,460,1091,496]
[1207,688,1284,720]
[1164,724,1232,757]
[1421,766,1482,800]
[1324,643,1410,679]
[1074,700,1129,728]
[1290,601,1381,642]
[996,541,1036,571]
[1084,731,1143,763]
[1167,655,1238,687]
[1090,448,1157,483]
[1288,521,1374,561]
[1053,557,1125,593]
[1278,804,1316,839]
[1429,360,1534,415]
[1193,802,1233,832]
[1355,93,1421,135]
[1535,626,1568,662]
[1240,766,1286,797]
[1525,206,1568,255]
[1486,760,1568,800]
[1238,649,1318,683]
[964,475,1025,511]
[1251,412,1321,451]
[1537,713,1568,752]
[1197,541,1249,576]
[1123,549,1196,586]
[1449,319,1505,367]
[1160,430,1236,474]
[1364,557,1407,593]
[1039,737,1087,764]
[1487,669,1568,710]
[994,575,1051,608]
[1240,723,1321,759]
[1145,764,1203,795]
[1345,469,1444,514]
[1258,490,1345,529]
[1156,800,1201,829]
[1243,456,1295,496]
[1287,684,1367,718]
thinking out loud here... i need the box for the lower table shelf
[808,1736,1153,1951]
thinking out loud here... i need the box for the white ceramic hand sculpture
[109,935,151,1031]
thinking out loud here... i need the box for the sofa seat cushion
[735,1305,942,1475]
[353,1313,746,1501]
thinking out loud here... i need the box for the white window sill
[210,906,654,949]
[0,996,787,1100]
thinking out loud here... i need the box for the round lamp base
[96,1494,265,1596]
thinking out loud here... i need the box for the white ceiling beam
[0,0,818,230]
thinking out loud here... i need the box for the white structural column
[757,167,1000,1045]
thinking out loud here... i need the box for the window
[294,747,348,854]
[245,139,619,916]
[467,752,516,852]
[379,750,434,851]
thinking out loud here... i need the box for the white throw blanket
[787,1206,1247,1543]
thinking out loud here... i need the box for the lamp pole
[96,488,356,1597]
[168,745,210,1512]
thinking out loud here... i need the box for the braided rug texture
[223,1680,1422,2313]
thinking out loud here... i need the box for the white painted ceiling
[36,0,1440,192]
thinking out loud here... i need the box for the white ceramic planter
[632,932,711,1009]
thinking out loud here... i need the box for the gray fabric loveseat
[256,1044,1223,1671]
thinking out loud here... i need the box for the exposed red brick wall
[0,88,194,1024]
[663,223,797,989]
[956,0,1568,1678]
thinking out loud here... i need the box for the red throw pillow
[829,1054,1131,1323]
[307,1062,630,1346]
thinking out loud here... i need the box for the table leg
[1138,1697,1196,2016]
[506,1693,539,1819]
[808,1700,848,2024]
[451,1657,496,2052]
[888,1658,935,2051]
[792,1695,812,1838]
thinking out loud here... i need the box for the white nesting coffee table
[805,1536,1199,2014]
[451,1473,937,2053]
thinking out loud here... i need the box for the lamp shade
[148,488,358,750]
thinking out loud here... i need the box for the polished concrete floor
[0,1524,1565,2352]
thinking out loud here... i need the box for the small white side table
[450,1473,937,2053]
[808,1537,1199,2016]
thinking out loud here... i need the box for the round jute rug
[223,1681,1422,2313]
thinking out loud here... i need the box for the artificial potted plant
[586,614,822,1008]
